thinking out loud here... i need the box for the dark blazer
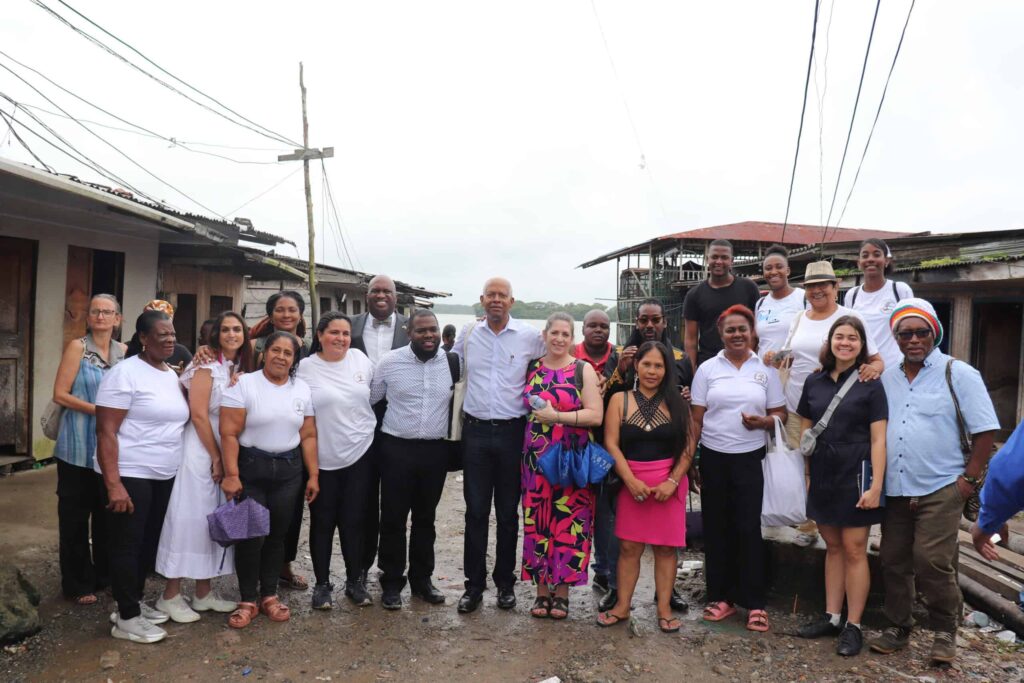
[350,311,409,421]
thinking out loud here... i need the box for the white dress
[156,359,234,579]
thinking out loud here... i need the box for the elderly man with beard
[600,298,692,613]
[370,310,459,610]
[870,298,998,664]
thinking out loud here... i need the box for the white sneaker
[111,615,167,644]
[140,602,170,624]
[191,592,237,613]
[156,594,201,623]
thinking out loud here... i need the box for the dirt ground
[1,465,1021,683]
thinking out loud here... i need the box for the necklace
[633,390,663,431]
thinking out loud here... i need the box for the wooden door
[0,237,35,454]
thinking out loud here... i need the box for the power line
[835,0,915,228]
[587,0,671,224]
[821,0,882,244]
[0,51,282,165]
[223,165,303,216]
[31,0,300,148]
[320,159,360,270]
[0,107,53,171]
[812,0,836,227]
[779,0,821,243]
[0,60,224,216]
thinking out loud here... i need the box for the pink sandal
[747,609,769,632]
[702,601,737,622]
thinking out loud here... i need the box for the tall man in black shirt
[683,239,760,370]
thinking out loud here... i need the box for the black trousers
[700,445,766,610]
[462,417,526,592]
[283,464,309,566]
[56,460,109,598]
[378,434,450,592]
[234,453,303,603]
[104,476,174,620]
[360,429,384,574]
[308,454,374,585]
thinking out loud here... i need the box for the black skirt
[806,440,884,528]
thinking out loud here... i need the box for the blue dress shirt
[452,317,545,420]
[881,348,999,497]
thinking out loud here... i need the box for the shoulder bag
[945,359,986,522]
[799,371,859,457]
[41,336,88,440]
[445,323,475,442]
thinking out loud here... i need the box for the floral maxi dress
[521,359,595,586]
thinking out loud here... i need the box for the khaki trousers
[880,483,963,634]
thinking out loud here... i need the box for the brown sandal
[228,601,258,629]
[72,593,98,606]
[260,596,291,622]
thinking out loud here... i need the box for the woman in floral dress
[522,312,604,620]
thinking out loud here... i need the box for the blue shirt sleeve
[978,421,1024,533]
[952,361,1000,435]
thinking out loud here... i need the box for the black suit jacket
[350,311,409,422]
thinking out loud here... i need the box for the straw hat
[803,261,837,285]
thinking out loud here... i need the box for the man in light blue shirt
[451,277,544,613]
[871,298,998,665]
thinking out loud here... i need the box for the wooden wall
[158,265,244,347]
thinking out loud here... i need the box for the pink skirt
[615,458,687,547]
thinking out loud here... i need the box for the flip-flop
[72,593,98,606]
[596,611,629,627]
[278,573,309,590]
[659,616,682,633]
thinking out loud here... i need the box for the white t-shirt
[93,355,189,480]
[296,351,376,470]
[691,350,785,454]
[783,306,879,412]
[754,288,806,360]
[221,372,314,454]
[843,279,913,370]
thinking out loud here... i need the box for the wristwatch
[961,474,982,490]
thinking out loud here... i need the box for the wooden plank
[959,554,1022,601]
[958,529,1024,579]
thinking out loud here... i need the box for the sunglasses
[896,328,933,341]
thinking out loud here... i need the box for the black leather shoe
[496,587,517,610]
[669,588,689,613]
[836,624,863,656]
[457,590,483,614]
[593,574,610,592]
[598,588,618,612]
[410,581,445,605]
[381,591,402,610]
[797,614,841,639]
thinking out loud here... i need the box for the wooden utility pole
[278,62,334,328]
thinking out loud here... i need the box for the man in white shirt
[349,274,410,587]
[370,310,459,610]
[452,278,545,613]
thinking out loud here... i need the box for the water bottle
[528,395,549,411]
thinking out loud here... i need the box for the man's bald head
[582,309,611,352]
[366,274,397,320]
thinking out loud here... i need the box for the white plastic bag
[761,416,807,527]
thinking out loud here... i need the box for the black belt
[463,413,525,427]
[240,445,301,460]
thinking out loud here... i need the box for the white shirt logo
[292,399,306,415]
[353,372,367,384]
[753,372,768,387]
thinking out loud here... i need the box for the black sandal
[530,596,552,618]
[549,596,569,620]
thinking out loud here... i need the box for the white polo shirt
[691,350,785,454]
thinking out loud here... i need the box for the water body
[434,312,617,340]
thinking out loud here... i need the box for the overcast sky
[2,1,1022,304]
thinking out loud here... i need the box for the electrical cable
[821,0,882,245]
[779,0,821,243]
[223,165,303,216]
[0,60,224,216]
[587,0,671,224]
[812,0,836,227]
[31,0,300,148]
[320,159,360,270]
[834,0,915,228]
[0,107,53,171]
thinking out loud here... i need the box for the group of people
[47,239,1021,665]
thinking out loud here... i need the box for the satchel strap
[945,359,972,457]
[808,371,859,440]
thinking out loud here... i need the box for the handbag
[799,371,859,457]
[762,415,808,526]
[207,497,271,547]
[537,438,614,488]
[446,324,475,443]
[40,400,65,441]
[945,359,986,522]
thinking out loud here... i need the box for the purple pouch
[207,498,270,548]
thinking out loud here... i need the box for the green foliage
[919,256,963,268]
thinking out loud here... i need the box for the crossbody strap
[808,371,859,439]
[945,359,972,456]
[781,310,804,352]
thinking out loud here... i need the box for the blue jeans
[592,482,619,589]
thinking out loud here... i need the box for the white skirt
[156,424,234,579]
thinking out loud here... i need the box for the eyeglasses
[896,328,932,341]
[89,309,119,317]
[637,316,663,325]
